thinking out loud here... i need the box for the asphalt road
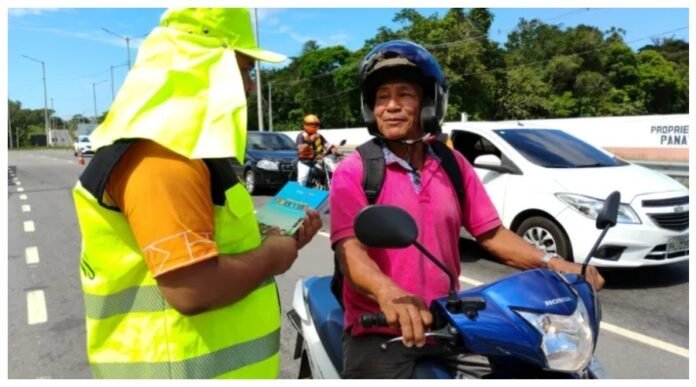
[6,149,690,379]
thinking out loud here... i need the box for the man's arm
[336,237,432,348]
[158,210,322,316]
[477,225,605,290]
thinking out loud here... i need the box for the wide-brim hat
[90,8,286,161]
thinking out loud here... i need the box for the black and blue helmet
[359,40,449,136]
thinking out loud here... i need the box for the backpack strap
[430,140,465,204]
[356,138,386,204]
[79,139,136,211]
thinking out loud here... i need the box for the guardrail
[630,160,689,177]
[630,160,689,186]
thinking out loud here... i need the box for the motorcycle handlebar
[359,313,389,328]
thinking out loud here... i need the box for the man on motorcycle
[329,40,605,378]
[296,114,334,186]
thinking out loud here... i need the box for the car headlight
[555,193,641,224]
[256,159,279,171]
[517,299,593,373]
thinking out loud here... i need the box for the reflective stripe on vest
[91,328,280,379]
[73,147,281,379]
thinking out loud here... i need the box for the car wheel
[244,169,257,195]
[517,216,572,261]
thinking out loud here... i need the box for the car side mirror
[474,154,507,173]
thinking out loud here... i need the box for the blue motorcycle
[289,192,620,379]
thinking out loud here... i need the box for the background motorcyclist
[329,39,605,378]
[296,114,333,186]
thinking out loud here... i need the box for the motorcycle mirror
[582,191,621,278]
[339,139,347,146]
[595,191,620,230]
[354,205,417,248]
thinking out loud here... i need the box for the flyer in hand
[257,181,329,237]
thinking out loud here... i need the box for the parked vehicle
[449,127,688,268]
[289,194,619,379]
[73,135,93,156]
[233,131,298,195]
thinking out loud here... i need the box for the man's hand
[295,209,322,249]
[375,285,432,348]
[262,228,300,275]
[548,258,605,291]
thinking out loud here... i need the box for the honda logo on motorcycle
[545,297,572,306]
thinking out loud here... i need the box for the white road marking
[456,275,688,358]
[318,231,330,238]
[599,322,689,358]
[25,247,40,265]
[16,181,22,185]
[24,221,35,232]
[17,187,24,192]
[26,290,48,325]
[19,194,27,200]
[315,233,689,357]
[22,204,31,212]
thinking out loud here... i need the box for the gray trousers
[342,332,491,379]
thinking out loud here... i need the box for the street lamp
[92,79,108,124]
[110,62,129,101]
[21,54,50,146]
[254,9,264,131]
[101,28,147,70]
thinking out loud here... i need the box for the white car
[74,135,93,156]
[449,126,689,268]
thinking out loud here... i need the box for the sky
[7,7,690,121]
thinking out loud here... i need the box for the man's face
[373,80,423,140]
[236,52,256,98]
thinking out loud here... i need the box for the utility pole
[21,54,50,146]
[101,28,147,70]
[254,9,264,131]
[9,103,14,149]
[50,98,56,129]
[268,82,273,132]
[110,62,128,101]
[92,80,108,124]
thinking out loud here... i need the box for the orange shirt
[106,140,219,278]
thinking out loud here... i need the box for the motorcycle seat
[306,276,345,374]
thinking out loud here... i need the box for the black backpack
[329,137,465,308]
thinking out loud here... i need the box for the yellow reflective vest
[72,140,281,378]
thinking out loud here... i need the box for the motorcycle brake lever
[379,327,458,352]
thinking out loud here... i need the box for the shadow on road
[599,260,689,289]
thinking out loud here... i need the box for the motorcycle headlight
[257,159,279,171]
[555,193,641,224]
[517,299,593,373]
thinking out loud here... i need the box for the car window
[247,132,296,151]
[452,131,502,164]
[494,129,623,168]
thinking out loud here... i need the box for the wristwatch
[540,253,557,269]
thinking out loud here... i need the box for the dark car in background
[233,131,298,194]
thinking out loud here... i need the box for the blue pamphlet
[256,181,329,237]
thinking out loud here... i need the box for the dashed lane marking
[25,247,40,265]
[23,221,35,232]
[27,290,48,325]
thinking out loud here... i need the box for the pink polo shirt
[330,145,502,336]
